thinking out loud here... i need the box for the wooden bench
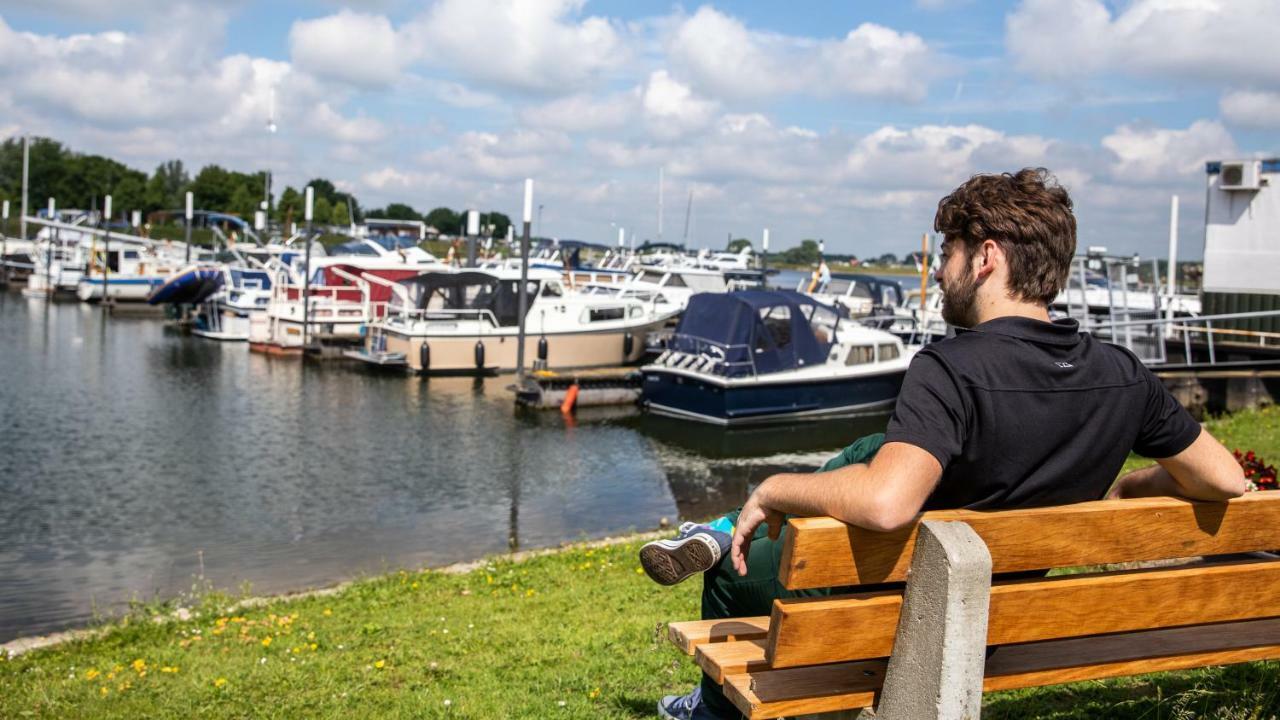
[666,493,1280,719]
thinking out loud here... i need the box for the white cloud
[289,10,406,88]
[641,71,718,138]
[668,6,935,102]
[308,103,387,144]
[1007,0,1280,87]
[522,91,638,132]
[1101,119,1236,182]
[845,124,1054,188]
[405,0,623,94]
[1220,90,1280,129]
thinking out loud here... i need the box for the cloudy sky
[0,0,1276,258]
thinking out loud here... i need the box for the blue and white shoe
[658,686,711,719]
[641,522,732,586]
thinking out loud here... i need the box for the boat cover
[399,271,539,327]
[670,290,836,376]
[147,265,224,305]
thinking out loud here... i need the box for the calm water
[0,290,889,643]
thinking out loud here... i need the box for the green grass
[3,406,1279,718]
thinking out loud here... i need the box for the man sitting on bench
[641,168,1247,720]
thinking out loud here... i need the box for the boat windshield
[405,272,540,327]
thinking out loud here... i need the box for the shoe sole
[640,535,717,586]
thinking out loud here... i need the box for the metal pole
[920,233,930,314]
[185,191,193,265]
[101,195,111,308]
[20,136,28,243]
[1,199,9,285]
[46,197,55,296]
[516,179,533,381]
[761,228,769,289]
[1077,257,1089,332]
[303,186,314,352]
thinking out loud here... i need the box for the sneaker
[641,522,732,586]
[657,686,701,720]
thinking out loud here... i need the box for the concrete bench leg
[859,520,993,720]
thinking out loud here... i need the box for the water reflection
[0,291,877,643]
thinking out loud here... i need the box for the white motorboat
[354,267,679,374]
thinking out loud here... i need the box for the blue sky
[1,1,1276,258]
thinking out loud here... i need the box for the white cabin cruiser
[355,267,679,374]
[579,265,730,316]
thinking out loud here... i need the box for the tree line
[0,137,511,237]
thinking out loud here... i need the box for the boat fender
[623,332,634,357]
[474,340,485,370]
[537,336,549,362]
[419,342,430,373]
[561,383,580,415]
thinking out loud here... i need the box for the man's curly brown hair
[934,168,1077,305]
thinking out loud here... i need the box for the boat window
[882,286,903,306]
[629,305,643,318]
[541,281,562,297]
[807,304,839,345]
[756,305,792,350]
[845,345,875,365]
[850,283,873,300]
[878,343,900,361]
[589,307,625,322]
[636,270,663,284]
[665,273,687,288]
[123,250,140,260]
[827,279,852,295]
[684,274,726,292]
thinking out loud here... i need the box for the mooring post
[302,186,314,353]
[515,179,533,383]
[101,195,111,310]
[859,520,993,720]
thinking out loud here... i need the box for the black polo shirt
[884,316,1202,511]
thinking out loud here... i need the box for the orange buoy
[561,383,580,414]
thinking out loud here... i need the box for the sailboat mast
[682,190,693,245]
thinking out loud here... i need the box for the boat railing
[656,333,757,376]
[1093,308,1280,367]
[384,306,502,328]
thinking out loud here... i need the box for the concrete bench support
[860,520,993,720]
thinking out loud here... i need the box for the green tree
[876,252,898,265]
[727,237,752,253]
[424,207,460,233]
[331,200,350,227]
[781,239,821,265]
[483,211,511,239]
[145,160,189,213]
[380,203,421,221]
[313,197,332,226]
[277,186,302,225]
[228,185,256,220]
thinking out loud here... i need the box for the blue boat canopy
[670,290,839,376]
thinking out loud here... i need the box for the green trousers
[697,433,885,719]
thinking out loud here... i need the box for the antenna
[265,86,277,215]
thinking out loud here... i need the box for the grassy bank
[3,406,1279,719]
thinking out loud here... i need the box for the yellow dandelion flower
[131,659,146,673]
[309,643,318,652]
[99,686,110,697]
[106,672,117,681]
[85,669,100,681]
[322,608,332,617]
[589,687,601,699]
[261,636,273,648]
[160,666,179,674]
[214,677,228,688]
[374,660,386,669]
[411,582,419,589]
[525,589,536,597]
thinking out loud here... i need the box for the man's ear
[975,239,1000,281]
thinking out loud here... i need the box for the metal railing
[1090,308,1280,367]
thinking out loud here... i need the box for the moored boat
[641,290,913,425]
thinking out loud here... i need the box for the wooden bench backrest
[779,493,1280,590]
[767,494,1280,669]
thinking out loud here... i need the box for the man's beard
[940,270,980,328]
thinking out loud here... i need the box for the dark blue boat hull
[641,368,906,425]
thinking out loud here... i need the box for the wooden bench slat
[696,638,769,683]
[667,617,770,655]
[727,617,1280,720]
[781,494,1280,591]
[770,559,1280,668]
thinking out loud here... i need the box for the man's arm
[730,442,941,576]
[1108,428,1247,501]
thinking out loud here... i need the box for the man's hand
[730,481,785,577]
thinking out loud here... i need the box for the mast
[682,190,693,245]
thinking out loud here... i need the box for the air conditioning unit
[1219,160,1261,191]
